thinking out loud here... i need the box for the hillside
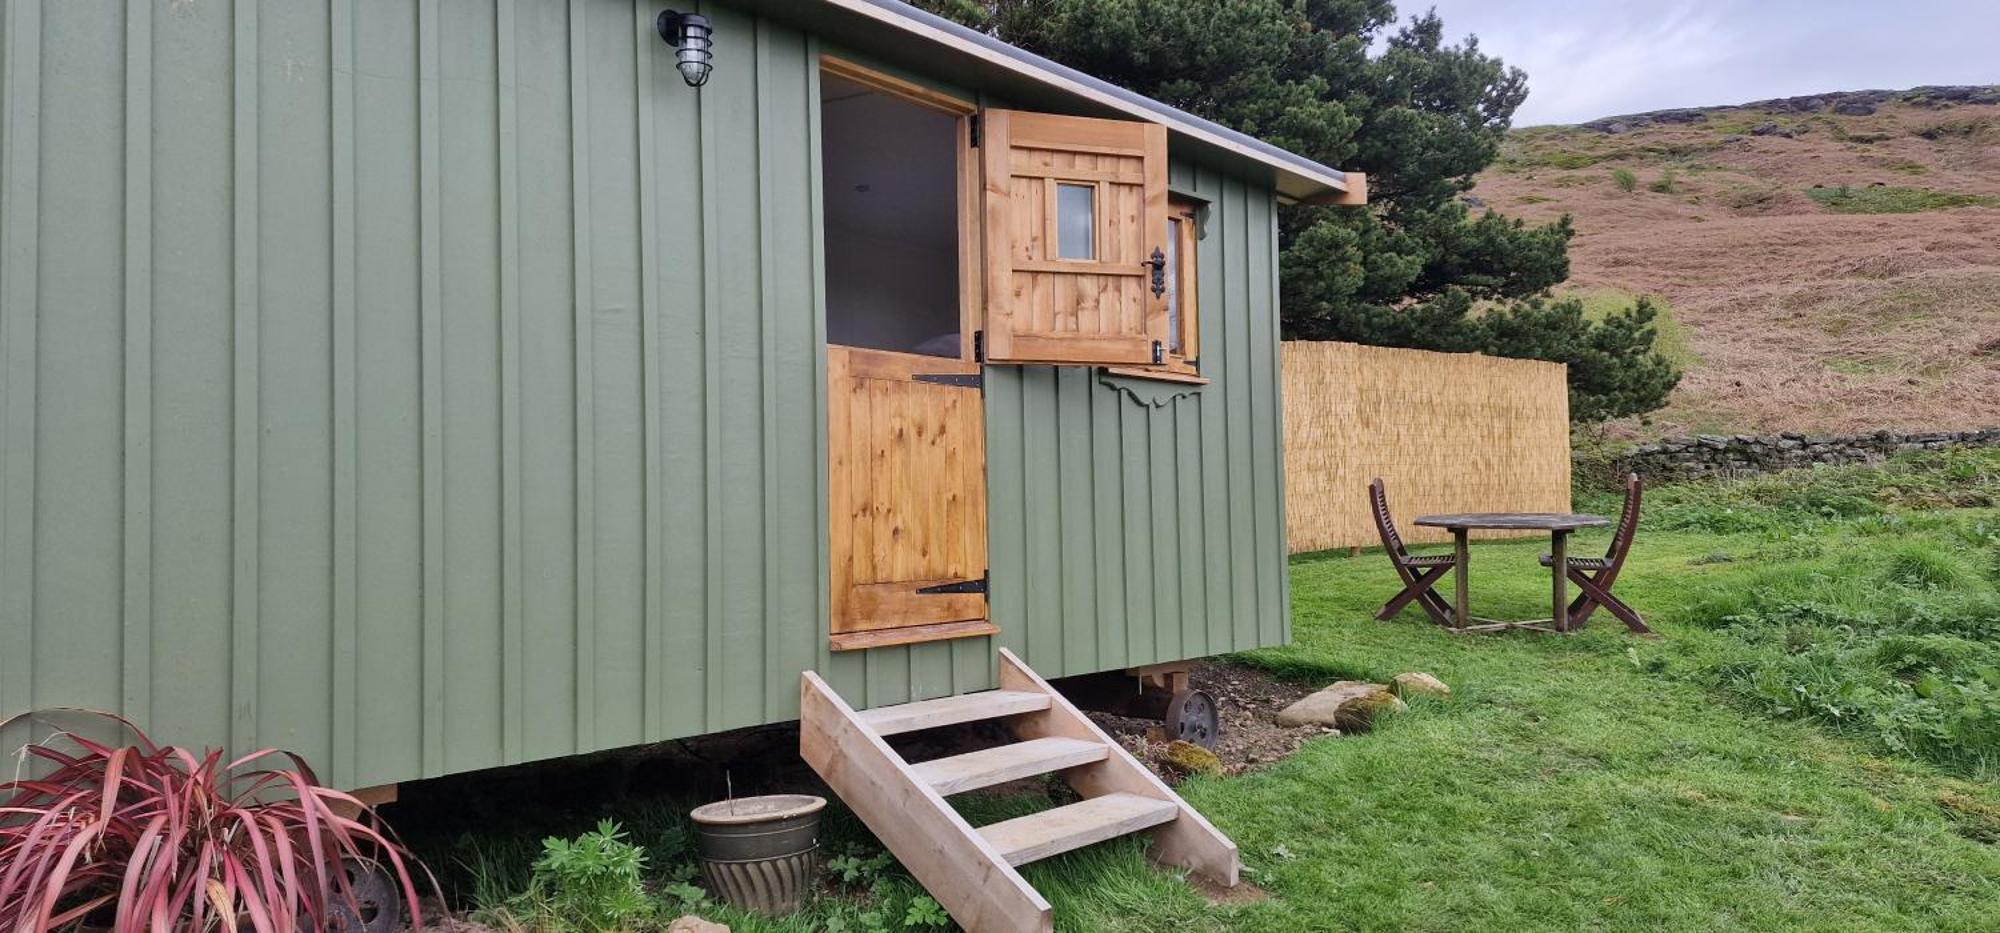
[1472,86,2000,437]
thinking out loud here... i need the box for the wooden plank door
[980,109,1171,365]
[828,346,993,650]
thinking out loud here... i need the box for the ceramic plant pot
[689,794,826,917]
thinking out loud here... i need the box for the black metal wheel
[1164,689,1219,749]
[327,858,403,933]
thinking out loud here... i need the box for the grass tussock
[1805,184,2000,214]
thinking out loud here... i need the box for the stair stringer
[799,672,1054,933]
[997,649,1241,887]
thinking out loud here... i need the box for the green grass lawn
[1184,531,1999,932]
[419,455,2000,932]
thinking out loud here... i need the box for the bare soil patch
[1086,661,1331,780]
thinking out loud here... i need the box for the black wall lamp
[657,10,714,88]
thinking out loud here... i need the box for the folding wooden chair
[1542,473,1651,634]
[1370,479,1458,626]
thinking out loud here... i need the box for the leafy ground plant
[517,820,655,932]
[0,710,427,932]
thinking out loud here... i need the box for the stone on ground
[1275,681,1406,731]
[1391,672,1451,699]
[668,916,729,933]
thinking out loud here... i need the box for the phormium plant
[0,710,429,932]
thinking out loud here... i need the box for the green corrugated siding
[0,0,1288,789]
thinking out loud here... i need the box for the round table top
[1414,512,1610,531]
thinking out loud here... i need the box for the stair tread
[979,793,1180,866]
[909,737,1109,796]
[856,690,1050,736]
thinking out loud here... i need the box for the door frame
[818,56,993,651]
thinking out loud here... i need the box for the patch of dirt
[1189,873,1273,906]
[1939,788,2000,844]
[1087,661,1331,780]
[411,896,507,932]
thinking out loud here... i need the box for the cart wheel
[1164,689,1219,749]
[327,858,403,933]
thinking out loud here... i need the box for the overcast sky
[1408,1,2000,126]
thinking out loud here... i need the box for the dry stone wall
[1607,429,2000,482]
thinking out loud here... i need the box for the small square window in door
[1055,183,1096,260]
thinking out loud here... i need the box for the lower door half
[827,345,993,650]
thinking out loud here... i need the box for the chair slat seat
[1405,554,1460,568]
[1540,554,1611,571]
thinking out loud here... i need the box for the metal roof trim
[828,0,1353,199]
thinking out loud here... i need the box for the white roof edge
[826,0,1353,200]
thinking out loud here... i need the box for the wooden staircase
[800,649,1239,933]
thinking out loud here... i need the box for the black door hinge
[969,114,982,148]
[1151,341,1165,365]
[914,372,982,389]
[917,570,988,597]
[973,329,986,362]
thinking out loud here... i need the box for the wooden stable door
[827,346,994,650]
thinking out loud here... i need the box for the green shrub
[526,820,656,932]
[1647,169,1678,193]
[1612,167,1637,192]
[1805,184,2000,214]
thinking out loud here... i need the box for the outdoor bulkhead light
[657,10,715,88]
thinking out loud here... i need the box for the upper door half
[980,110,1171,366]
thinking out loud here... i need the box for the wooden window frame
[1106,195,1208,384]
[818,55,985,365]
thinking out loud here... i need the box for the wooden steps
[801,649,1240,933]
[857,689,1049,736]
[909,737,1108,796]
[980,793,1180,866]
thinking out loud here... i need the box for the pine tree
[915,0,1679,422]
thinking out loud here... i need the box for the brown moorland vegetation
[1474,91,2000,437]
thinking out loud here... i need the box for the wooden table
[1413,513,1610,633]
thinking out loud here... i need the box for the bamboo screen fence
[1283,342,1572,553]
